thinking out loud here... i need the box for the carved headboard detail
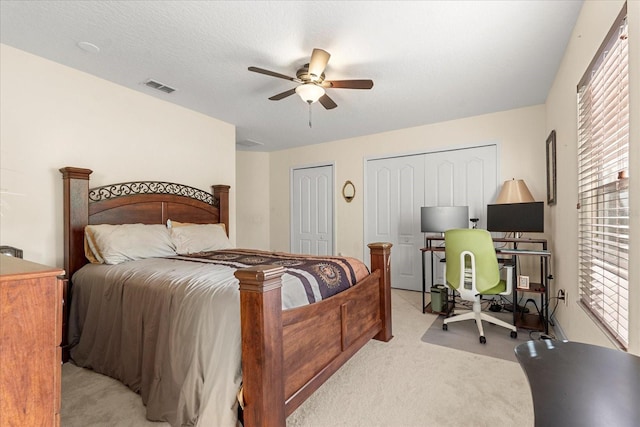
[60,167,230,280]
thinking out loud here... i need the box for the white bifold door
[291,165,334,255]
[365,155,425,291]
[365,145,498,291]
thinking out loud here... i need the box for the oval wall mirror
[342,180,356,203]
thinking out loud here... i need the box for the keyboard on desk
[497,248,550,256]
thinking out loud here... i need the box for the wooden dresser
[0,256,64,427]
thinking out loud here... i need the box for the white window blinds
[577,5,629,348]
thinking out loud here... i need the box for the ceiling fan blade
[319,94,337,110]
[308,49,331,79]
[268,88,296,101]
[325,79,374,89]
[248,66,297,82]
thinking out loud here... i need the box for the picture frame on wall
[546,130,557,205]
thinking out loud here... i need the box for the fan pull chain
[308,101,313,128]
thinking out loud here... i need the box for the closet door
[291,165,334,255]
[365,145,498,291]
[365,155,425,291]
[423,145,497,229]
[423,145,498,284]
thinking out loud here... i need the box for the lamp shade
[295,83,325,103]
[495,179,535,204]
[421,206,469,233]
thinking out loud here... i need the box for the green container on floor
[430,285,448,312]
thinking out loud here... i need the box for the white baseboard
[550,316,567,340]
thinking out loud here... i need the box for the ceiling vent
[236,139,265,148]
[144,79,176,94]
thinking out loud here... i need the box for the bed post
[368,242,393,342]
[212,185,230,236]
[59,167,93,280]
[235,265,286,427]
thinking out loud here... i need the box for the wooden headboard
[60,167,230,280]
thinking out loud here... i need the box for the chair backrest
[444,229,500,294]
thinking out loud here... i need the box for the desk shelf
[516,284,546,294]
[512,246,550,334]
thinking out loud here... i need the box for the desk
[515,340,640,427]
[421,236,550,333]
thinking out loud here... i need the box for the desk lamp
[495,179,535,204]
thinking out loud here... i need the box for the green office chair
[442,228,517,344]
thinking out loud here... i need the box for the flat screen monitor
[421,206,469,233]
[486,202,544,233]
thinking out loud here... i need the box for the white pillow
[170,223,232,255]
[85,224,176,265]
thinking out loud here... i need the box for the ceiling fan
[248,48,374,110]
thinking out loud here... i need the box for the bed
[60,167,392,427]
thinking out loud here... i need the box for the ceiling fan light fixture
[248,48,373,111]
[295,83,325,103]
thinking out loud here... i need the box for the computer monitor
[486,202,544,233]
[421,206,469,233]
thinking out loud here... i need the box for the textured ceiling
[0,1,583,152]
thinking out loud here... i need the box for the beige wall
[546,0,639,354]
[0,44,236,267]
[236,151,270,249]
[266,105,546,260]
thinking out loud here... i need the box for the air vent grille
[144,79,176,94]
[236,139,265,147]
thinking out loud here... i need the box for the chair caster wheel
[510,331,518,339]
[480,336,486,344]
[442,324,448,331]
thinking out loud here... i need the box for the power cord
[529,330,557,340]
[546,296,561,327]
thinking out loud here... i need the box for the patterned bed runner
[173,249,368,303]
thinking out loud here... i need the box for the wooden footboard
[235,242,392,427]
[60,167,391,426]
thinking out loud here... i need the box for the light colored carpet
[62,289,534,426]
[62,363,169,427]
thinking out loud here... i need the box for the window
[577,5,629,349]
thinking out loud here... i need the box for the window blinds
[577,6,629,348]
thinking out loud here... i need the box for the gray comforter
[68,253,368,426]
